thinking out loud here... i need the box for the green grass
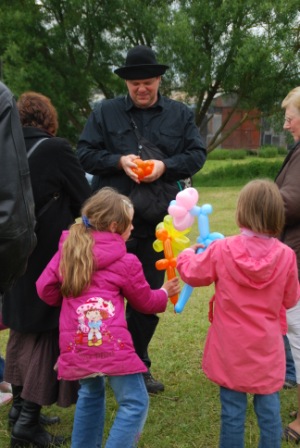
[0,170,297,447]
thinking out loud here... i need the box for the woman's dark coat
[3,127,91,332]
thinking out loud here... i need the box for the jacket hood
[222,234,286,289]
[92,231,127,268]
[59,230,127,270]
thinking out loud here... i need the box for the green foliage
[0,1,299,145]
[258,146,282,158]
[207,149,247,160]
[194,159,283,187]
[207,146,286,161]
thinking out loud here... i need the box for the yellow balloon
[153,215,191,254]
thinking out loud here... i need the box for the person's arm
[283,250,300,310]
[77,105,123,175]
[176,243,217,287]
[121,255,173,314]
[278,147,300,226]
[77,101,141,184]
[36,251,63,307]
[160,105,207,182]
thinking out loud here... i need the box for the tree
[157,0,300,150]
[0,0,299,149]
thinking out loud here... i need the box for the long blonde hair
[236,179,285,236]
[60,187,133,297]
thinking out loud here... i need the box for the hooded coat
[36,231,168,381]
[177,233,300,394]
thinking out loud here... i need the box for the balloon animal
[153,215,190,306]
[168,188,224,313]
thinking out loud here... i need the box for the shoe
[284,379,297,389]
[11,400,65,447]
[0,381,12,393]
[143,371,164,394]
[8,385,60,428]
[283,426,300,443]
[39,413,61,426]
[0,392,13,407]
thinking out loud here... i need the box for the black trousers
[126,236,164,369]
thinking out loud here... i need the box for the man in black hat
[77,45,206,394]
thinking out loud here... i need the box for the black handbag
[129,116,183,225]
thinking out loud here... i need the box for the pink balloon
[173,214,194,231]
[176,188,198,209]
[168,204,187,218]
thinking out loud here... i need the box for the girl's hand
[162,277,181,298]
[189,243,205,253]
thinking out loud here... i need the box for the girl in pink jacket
[176,179,300,448]
[36,187,180,448]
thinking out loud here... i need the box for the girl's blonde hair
[60,187,133,297]
[236,179,285,236]
[281,86,300,113]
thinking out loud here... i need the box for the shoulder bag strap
[26,137,60,220]
[129,114,143,150]
[27,138,49,158]
[36,192,60,220]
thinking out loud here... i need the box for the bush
[208,145,286,161]
[229,150,247,159]
[193,159,283,187]
[277,146,288,156]
[207,149,231,160]
[207,149,248,160]
[258,146,279,158]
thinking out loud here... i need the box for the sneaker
[143,371,164,394]
[284,380,297,389]
[0,392,13,407]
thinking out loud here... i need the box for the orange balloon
[131,159,154,179]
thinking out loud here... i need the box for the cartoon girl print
[76,297,115,347]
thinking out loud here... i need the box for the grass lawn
[0,180,297,447]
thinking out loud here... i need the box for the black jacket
[77,94,206,235]
[0,83,36,296]
[3,127,91,332]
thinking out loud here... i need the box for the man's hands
[119,155,166,184]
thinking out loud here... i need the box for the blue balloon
[175,205,224,314]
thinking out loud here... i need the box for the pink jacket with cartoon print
[177,233,300,394]
[36,230,168,381]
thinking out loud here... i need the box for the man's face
[126,77,161,109]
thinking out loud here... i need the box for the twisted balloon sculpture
[168,188,224,313]
[153,215,190,306]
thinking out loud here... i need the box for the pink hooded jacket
[177,233,300,394]
[36,230,168,381]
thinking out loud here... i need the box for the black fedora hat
[114,45,169,80]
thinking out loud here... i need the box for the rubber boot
[11,400,65,448]
[8,385,60,428]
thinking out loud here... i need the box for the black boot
[11,400,65,448]
[8,385,60,428]
[8,385,23,428]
